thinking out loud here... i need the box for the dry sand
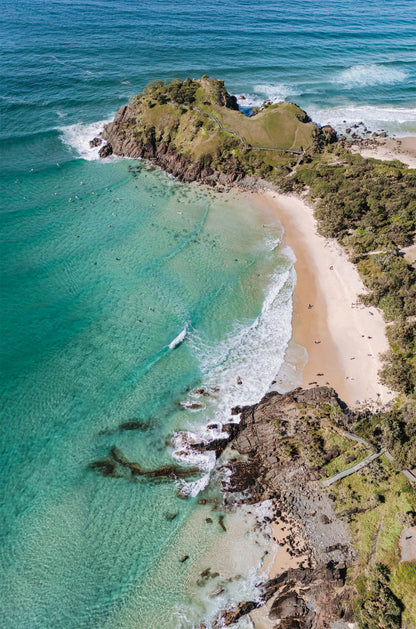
[350,135,416,169]
[251,190,393,408]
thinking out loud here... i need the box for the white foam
[168,326,187,349]
[335,64,409,88]
[172,260,295,490]
[308,104,416,136]
[58,118,113,160]
[236,82,299,108]
[201,266,293,408]
[254,83,294,101]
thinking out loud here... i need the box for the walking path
[322,430,416,487]
[322,449,387,487]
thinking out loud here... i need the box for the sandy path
[251,190,392,408]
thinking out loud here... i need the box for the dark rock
[320,125,337,143]
[269,593,308,620]
[215,601,259,626]
[119,420,149,431]
[180,555,189,563]
[206,518,213,524]
[220,460,259,492]
[190,437,229,457]
[181,401,205,409]
[324,445,340,462]
[90,446,201,481]
[99,143,113,158]
[89,137,102,147]
[88,458,118,477]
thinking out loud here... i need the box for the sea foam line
[236,82,300,108]
[308,104,416,136]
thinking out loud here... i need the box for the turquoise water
[1,1,415,627]
[1,157,294,627]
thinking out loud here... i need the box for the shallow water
[1,156,294,626]
[1,1,415,626]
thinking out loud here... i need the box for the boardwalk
[322,449,386,487]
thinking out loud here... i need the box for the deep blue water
[1,1,415,627]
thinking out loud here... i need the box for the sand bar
[251,190,392,408]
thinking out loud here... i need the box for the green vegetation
[355,564,403,628]
[319,435,415,626]
[121,76,322,180]
[351,401,416,470]
[268,396,416,625]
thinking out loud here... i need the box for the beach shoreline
[247,188,392,409]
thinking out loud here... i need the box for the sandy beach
[350,135,416,169]
[251,190,393,408]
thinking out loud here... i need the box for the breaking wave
[308,104,416,135]
[335,63,409,88]
[173,252,297,495]
[236,82,300,108]
[58,118,113,160]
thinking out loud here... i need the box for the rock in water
[99,143,113,158]
[89,137,102,147]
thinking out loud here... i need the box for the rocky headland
[195,384,412,628]
[95,76,336,188]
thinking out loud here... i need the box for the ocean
[1,1,415,627]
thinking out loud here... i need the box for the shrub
[355,564,403,629]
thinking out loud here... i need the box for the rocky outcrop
[89,136,102,147]
[205,387,356,628]
[320,125,337,144]
[102,132,244,187]
[98,99,244,185]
